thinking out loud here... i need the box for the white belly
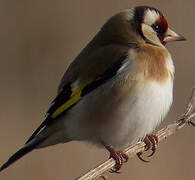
[104,79,173,149]
[64,77,173,150]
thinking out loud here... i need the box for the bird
[0,6,186,173]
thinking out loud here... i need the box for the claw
[144,136,152,151]
[137,152,150,162]
[137,134,159,162]
[121,152,129,163]
[147,135,158,157]
[104,145,129,173]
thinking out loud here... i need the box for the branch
[76,87,195,180]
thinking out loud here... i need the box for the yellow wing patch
[51,80,93,118]
[51,87,82,118]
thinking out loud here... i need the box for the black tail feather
[0,138,44,172]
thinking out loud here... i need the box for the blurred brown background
[0,0,194,180]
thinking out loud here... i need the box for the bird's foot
[137,134,158,162]
[104,145,129,173]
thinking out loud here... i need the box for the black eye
[153,25,160,31]
[152,24,164,34]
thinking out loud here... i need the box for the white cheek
[141,23,162,47]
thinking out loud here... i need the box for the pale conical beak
[163,28,186,43]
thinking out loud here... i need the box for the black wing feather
[25,55,127,144]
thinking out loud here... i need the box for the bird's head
[133,6,186,46]
[99,6,186,47]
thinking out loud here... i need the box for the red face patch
[156,16,168,32]
[153,16,168,44]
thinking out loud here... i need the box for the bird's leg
[104,145,129,173]
[137,134,158,162]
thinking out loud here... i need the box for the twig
[76,87,195,180]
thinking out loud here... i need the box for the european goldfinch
[0,6,186,173]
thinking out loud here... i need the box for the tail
[0,137,45,172]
